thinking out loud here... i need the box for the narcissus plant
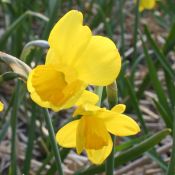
[56,92,140,164]
[27,10,121,111]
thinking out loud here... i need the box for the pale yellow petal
[46,10,92,66]
[111,104,126,113]
[86,133,112,164]
[75,90,99,106]
[98,112,140,136]
[56,120,79,148]
[75,36,121,85]
[0,101,4,111]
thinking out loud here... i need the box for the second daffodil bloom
[0,101,4,111]
[56,93,140,164]
[136,0,156,12]
[27,10,121,111]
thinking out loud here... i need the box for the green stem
[133,0,140,61]
[119,0,125,59]
[105,82,118,175]
[94,86,103,106]
[166,108,175,175]
[10,81,20,175]
[23,103,37,175]
[43,109,64,175]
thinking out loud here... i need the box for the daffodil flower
[0,101,4,111]
[27,10,121,111]
[56,92,140,164]
[136,0,156,12]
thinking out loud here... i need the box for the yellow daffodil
[27,10,121,111]
[136,0,156,12]
[0,101,4,111]
[56,93,140,164]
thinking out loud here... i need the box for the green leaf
[141,34,173,121]
[0,10,48,50]
[153,99,172,129]
[0,72,19,83]
[20,40,49,62]
[166,116,175,175]
[144,26,175,80]
[125,77,148,133]
[23,103,37,175]
[163,23,175,55]
[0,52,31,80]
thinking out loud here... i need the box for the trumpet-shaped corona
[27,10,121,111]
[56,92,140,164]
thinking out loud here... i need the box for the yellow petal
[86,133,112,164]
[73,103,101,117]
[111,104,126,113]
[76,116,109,154]
[27,64,86,111]
[56,120,79,148]
[75,36,121,86]
[139,0,156,11]
[99,112,140,136]
[75,90,99,106]
[76,117,86,154]
[46,10,91,66]
[0,101,4,111]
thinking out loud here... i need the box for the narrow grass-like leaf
[0,72,18,83]
[45,148,70,175]
[36,153,53,175]
[163,23,175,55]
[0,120,10,142]
[23,103,37,175]
[153,99,172,129]
[116,135,147,152]
[43,0,62,39]
[133,0,140,61]
[118,0,125,58]
[0,10,48,49]
[20,40,49,62]
[164,74,175,108]
[43,110,63,175]
[94,86,103,106]
[0,52,31,80]
[144,26,174,80]
[105,82,118,175]
[166,112,175,175]
[141,34,173,120]
[125,77,148,133]
[75,129,171,175]
[147,151,167,171]
[136,74,150,99]
[10,81,21,175]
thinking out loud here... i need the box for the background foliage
[0,0,175,174]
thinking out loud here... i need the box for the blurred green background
[0,0,175,175]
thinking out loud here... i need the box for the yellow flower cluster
[27,10,140,164]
